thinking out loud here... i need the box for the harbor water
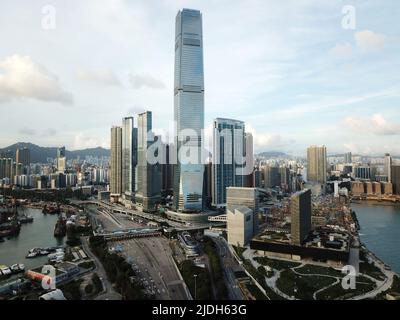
[353,202,400,274]
[0,208,64,270]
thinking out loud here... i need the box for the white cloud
[129,73,166,90]
[77,69,121,86]
[344,113,400,136]
[355,30,386,52]
[0,55,73,104]
[330,43,353,58]
[72,132,109,150]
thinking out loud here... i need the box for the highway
[212,237,245,300]
[75,199,225,231]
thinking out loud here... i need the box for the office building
[135,111,161,212]
[122,117,137,200]
[57,147,66,173]
[227,206,254,246]
[110,126,122,196]
[16,147,30,166]
[160,143,174,195]
[226,187,259,234]
[212,118,245,208]
[290,189,312,246]
[307,145,327,184]
[173,8,205,213]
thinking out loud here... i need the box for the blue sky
[0,0,399,155]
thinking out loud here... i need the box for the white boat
[26,252,37,258]
[0,265,12,276]
[10,263,25,273]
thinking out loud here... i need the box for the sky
[0,0,399,156]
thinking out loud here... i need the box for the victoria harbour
[353,202,400,274]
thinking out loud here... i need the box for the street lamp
[193,274,198,300]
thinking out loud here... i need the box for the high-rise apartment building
[57,146,66,173]
[0,158,14,179]
[110,126,122,196]
[263,165,280,188]
[344,152,352,164]
[212,118,245,208]
[173,8,205,213]
[122,117,137,200]
[307,145,327,184]
[290,189,312,246]
[135,111,161,212]
[16,147,30,166]
[384,153,392,183]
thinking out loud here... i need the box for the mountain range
[0,142,110,163]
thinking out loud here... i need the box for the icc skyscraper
[173,9,205,212]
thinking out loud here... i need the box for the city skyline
[0,1,399,156]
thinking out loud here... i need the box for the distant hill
[256,151,288,158]
[0,142,110,163]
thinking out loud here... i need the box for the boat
[26,252,38,258]
[10,263,25,274]
[48,252,64,263]
[18,215,34,223]
[43,204,61,215]
[0,265,12,276]
[54,216,67,237]
[0,221,21,237]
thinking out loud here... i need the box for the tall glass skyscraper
[136,111,161,212]
[173,9,205,212]
[212,118,245,208]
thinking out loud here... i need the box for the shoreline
[351,203,399,275]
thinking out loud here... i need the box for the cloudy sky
[0,0,399,155]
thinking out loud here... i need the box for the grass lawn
[316,281,375,300]
[276,269,336,300]
[359,261,386,281]
[254,256,301,271]
[295,264,343,277]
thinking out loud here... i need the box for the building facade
[212,118,245,208]
[307,145,327,184]
[135,111,161,212]
[110,126,122,196]
[57,147,66,173]
[16,147,30,166]
[227,206,253,246]
[290,189,312,246]
[226,187,259,234]
[121,117,137,201]
[173,8,205,213]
